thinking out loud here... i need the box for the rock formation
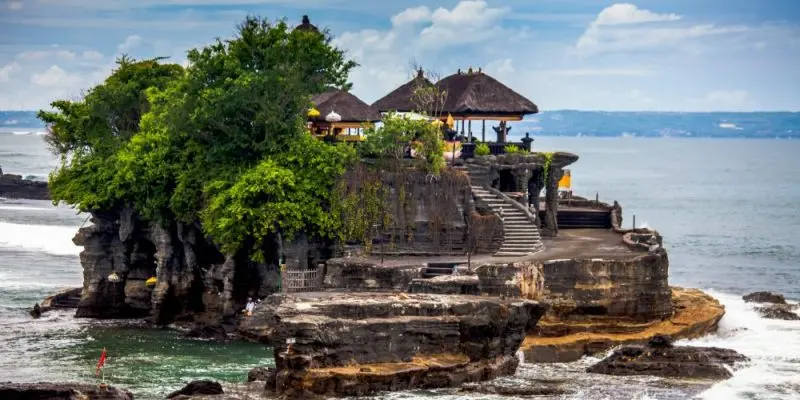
[0,172,49,200]
[523,288,725,362]
[743,291,787,304]
[0,382,133,400]
[237,292,547,397]
[167,380,224,398]
[587,337,749,380]
[742,291,799,320]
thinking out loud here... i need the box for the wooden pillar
[482,120,486,142]
[468,120,472,141]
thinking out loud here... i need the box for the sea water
[1,131,799,399]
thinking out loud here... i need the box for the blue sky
[1,0,799,111]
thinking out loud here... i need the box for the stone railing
[281,268,323,293]
[487,187,539,225]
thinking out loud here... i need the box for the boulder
[246,367,276,386]
[0,382,133,400]
[587,344,749,380]
[743,291,787,304]
[0,172,49,200]
[167,381,223,398]
[755,304,800,321]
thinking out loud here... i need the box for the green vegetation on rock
[39,16,358,260]
[474,142,491,156]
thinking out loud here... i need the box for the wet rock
[167,380,223,398]
[755,304,800,321]
[0,172,49,200]
[743,291,787,304]
[246,366,276,384]
[648,334,673,348]
[0,382,133,399]
[587,344,749,380]
[29,303,42,319]
[184,325,229,341]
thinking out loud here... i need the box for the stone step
[503,238,541,243]
[494,251,532,257]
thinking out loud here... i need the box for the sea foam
[0,222,81,256]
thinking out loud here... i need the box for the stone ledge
[521,287,724,363]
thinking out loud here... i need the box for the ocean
[2,126,800,399]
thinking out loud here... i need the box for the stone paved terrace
[339,228,638,267]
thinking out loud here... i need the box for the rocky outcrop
[167,381,224,398]
[0,382,133,400]
[523,288,724,362]
[237,292,547,398]
[743,291,787,304]
[541,250,672,321]
[0,172,49,200]
[587,337,749,380]
[40,287,82,312]
[755,304,800,321]
[323,259,424,291]
[71,209,294,326]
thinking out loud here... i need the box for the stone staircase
[422,263,456,278]
[471,186,544,257]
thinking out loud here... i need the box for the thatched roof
[310,89,381,123]
[294,15,319,33]
[437,70,538,116]
[371,69,434,113]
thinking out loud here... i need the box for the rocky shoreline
[0,170,49,200]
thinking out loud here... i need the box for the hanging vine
[542,152,555,186]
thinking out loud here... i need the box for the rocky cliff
[238,292,547,397]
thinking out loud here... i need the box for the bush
[474,142,490,156]
[504,144,525,154]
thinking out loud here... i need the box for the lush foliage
[474,142,491,156]
[504,144,525,154]
[542,151,555,185]
[362,113,445,175]
[41,16,358,260]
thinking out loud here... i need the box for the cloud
[16,50,77,61]
[30,65,82,87]
[82,50,104,61]
[701,90,749,109]
[117,35,143,53]
[576,3,747,55]
[419,0,509,48]
[7,1,23,10]
[0,62,20,82]
[591,3,680,26]
[391,6,431,27]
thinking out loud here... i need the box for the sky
[1,0,799,112]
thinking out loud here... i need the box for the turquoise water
[2,132,800,399]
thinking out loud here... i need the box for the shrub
[474,142,490,156]
[504,144,524,154]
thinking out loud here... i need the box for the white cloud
[592,3,680,26]
[391,6,431,27]
[7,1,23,10]
[31,65,81,87]
[82,50,104,60]
[15,49,78,61]
[117,35,143,53]
[485,58,515,74]
[577,4,748,55]
[419,0,509,48]
[0,62,20,82]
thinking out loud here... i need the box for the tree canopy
[41,16,357,260]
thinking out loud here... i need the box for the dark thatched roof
[294,15,319,33]
[310,89,381,123]
[371,69,434,113]
[436,70,538,116]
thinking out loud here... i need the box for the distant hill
[2,110,798,138]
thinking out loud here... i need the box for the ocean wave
[0,222,81,256]
[681,290,800,400]
[719,123,743,130]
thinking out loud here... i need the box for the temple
[61,15,726,399]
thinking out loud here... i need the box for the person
[245,298,255,317]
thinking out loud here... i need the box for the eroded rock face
[323,259,424,291]
[587,343,749,380]
[0,382,133,400]
[743,291,787,304]
[238,292,547,398]
[541,251,672,321]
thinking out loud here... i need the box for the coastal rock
[40,287,82,312]
[246,367,276,384]
[755,304,800,321]
[166,380,224,398]
[523,288,724,363]
[183,325,230,341]
[743,291,787,304]
[0,172,49,200]
[238,292,547,398]
[0,382,133,400]
[461,379,571,397]
[587,344,749,380]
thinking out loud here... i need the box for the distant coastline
[3,110,798,139]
